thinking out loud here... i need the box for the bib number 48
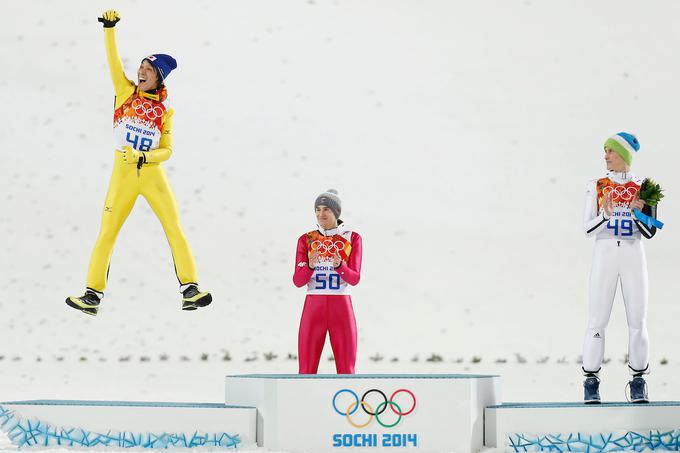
[607,219,633,237]
[315,273,341,290]
[126,132,153,151]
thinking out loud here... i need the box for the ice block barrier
[224,373,501,453]
[0,400,256,449]
[485,401,680,451]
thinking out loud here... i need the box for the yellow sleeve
[104,27,135,109]
[145,108,174,163]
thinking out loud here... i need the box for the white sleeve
[584,180,609,236]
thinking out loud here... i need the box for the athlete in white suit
[581,132,658,404]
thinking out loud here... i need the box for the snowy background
[1,0,680,429]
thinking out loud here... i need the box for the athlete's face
[138,60,160,92]
[604,147,629,172]
[315,205,337,230]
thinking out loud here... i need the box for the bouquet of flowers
[638,178,664,206]
[634,178,664,230]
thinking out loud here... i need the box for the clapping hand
[631,193,645,211]
[309,251,320,269]
[332,252,342,268]
[603,192,614,217]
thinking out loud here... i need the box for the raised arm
[100,10,135,108]
[584,180,609,236]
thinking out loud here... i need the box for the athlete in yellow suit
[66,10,211,315]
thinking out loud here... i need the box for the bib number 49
[607,219,633,237]
[315,273,341,290]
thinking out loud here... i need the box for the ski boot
[583,374,601,404]
[628,375,649,403]
[181,285,212,311]
[66,289,101,316]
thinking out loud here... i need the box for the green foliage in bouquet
[639,178,664,206]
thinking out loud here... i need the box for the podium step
[485,401,680,451]
[0,400,256,449]
[225,373,501,453]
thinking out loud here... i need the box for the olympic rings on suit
[312,239,345,255]
[332,388,417,428]
[131,98,164,121]
[602,185,638,202]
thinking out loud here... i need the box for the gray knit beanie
[314,189,342,220]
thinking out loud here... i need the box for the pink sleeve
[293,234,314,288]
[337,232,362,286]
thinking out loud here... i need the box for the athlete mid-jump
[66,10,212,315]
[293,190,362,374]
[582,132,659,403]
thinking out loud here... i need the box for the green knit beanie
[604,132,640,165]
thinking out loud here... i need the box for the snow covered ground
[1,0,680,451]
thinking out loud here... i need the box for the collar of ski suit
[136,86,167,102]
[317,224,347,237]
[607,170,635,185]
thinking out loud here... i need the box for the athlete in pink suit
[293,189,362,374]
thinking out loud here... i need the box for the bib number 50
[315,273,341,290]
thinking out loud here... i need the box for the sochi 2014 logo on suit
[332,388,417,428]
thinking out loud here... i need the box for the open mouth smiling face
[137,59,159,92]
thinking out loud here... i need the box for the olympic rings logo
[603,185,638,202]
[132,98,164,121]
[312,239,345,255]
[332,388,416,429]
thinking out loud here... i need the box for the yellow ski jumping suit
[85,27,198,293]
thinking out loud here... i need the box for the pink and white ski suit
[293,225,362,374]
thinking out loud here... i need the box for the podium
[224,373,501,453]
[3,376,679,452]
[485,401,680,451]
[0,400,255,449]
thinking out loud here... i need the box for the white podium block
[485,402,680,451]
[0,400,256,449]
[225,374,501,453]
